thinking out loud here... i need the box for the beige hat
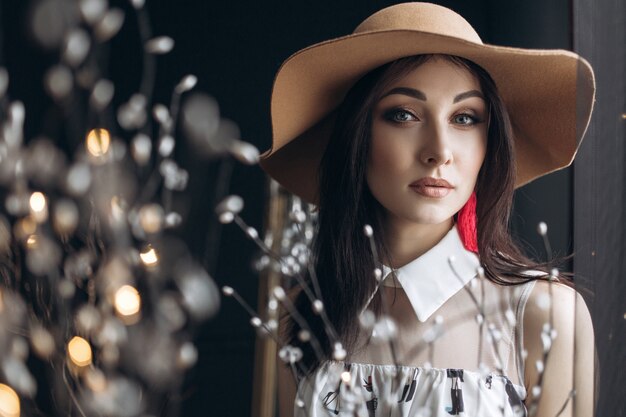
[259,2,596,204]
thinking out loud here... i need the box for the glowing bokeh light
[26,234,38,248]
[85,128,111,157]
[139,246,158,266]
[0,383,20,417]
[67,336,92,367]
[114,285,141,317]
[29,192,46,213]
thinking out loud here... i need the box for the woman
[260,3,596,417]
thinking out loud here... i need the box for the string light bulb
[29,192,47,219]
[139,246,158,266]
[29,191,48,223]
[0,383,20,417]
[85,128,111,158]
[25,234,38,249]
[67,336,92,368]
[114,285,141,320]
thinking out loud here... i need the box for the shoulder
[522,279,595,416]
[523,279,593,345]
[523,279,592,330]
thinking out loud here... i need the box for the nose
[418,123,453,166]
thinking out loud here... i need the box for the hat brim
[260,29,596,204]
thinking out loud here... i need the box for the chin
[396,209,457,227]
[373,194,465,227]
[413,203,462,222]
[412,216,454,226]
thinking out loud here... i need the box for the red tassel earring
[457,192,478,253]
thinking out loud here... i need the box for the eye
[453,113,479,126]
[383,108,417,123]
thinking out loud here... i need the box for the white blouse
[294,225,536,417]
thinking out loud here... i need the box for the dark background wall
[2,0,621,416]
[573,0,626,416]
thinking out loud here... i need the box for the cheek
[367,127,414,184]
[460,141,487,188]
[368,144,397,180]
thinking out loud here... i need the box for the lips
[409,177,454,198]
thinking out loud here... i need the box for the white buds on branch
[130,0,145,10]
[90,79,114,110]
[94,8,125,42]
[175,75,198,94]
[145,36,174,54]
[537,221,548,236]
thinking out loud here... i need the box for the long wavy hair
[283,54,554,378]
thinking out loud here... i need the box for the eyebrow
[379,87,486,103]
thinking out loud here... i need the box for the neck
[383,217,454,269]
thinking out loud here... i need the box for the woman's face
[367,57,488,229]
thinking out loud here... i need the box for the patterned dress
[294,225,536,417]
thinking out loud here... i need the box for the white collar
[361,225,480,323]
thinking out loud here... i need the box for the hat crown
[354,2,482,44]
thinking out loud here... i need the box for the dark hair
[283,54,554,378]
